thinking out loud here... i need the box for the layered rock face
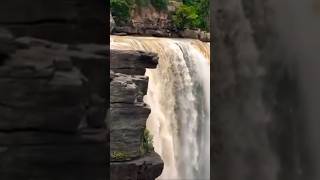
[0,29,107,180]
[0,0,106,44]
[110,50,163,180]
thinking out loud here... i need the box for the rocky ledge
[110,50,164,180]
[112,25,210,42]
[0,29,107,180]
[110,9,210,42]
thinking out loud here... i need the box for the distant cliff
[110,0,210,41]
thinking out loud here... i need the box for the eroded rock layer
[110,50,163,180]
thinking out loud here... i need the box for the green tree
[172,0,209,30]
[111,0,132,24]
[140,129,154,154]
[151,0,168,10]
[172,5,200,29]
[135,0,149,6]
[197,0,209,30]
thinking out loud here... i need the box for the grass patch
[140,128,154,155]
[111,151,129,160]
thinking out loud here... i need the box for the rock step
[110,152,164,180]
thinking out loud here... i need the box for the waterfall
[111,36,210,180]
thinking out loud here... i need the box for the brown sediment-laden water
[111,36,210,180]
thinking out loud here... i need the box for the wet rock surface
[0,29,107,180]
[110,49,163,180]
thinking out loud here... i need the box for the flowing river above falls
[111,36,210,180]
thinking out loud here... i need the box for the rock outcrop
[0,29,107,180]
[110,50,163,180]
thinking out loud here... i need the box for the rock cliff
[110,50,163,180]
[110,1,210,42]
[0,29,107,180]
[0,1,109,179]
[212,0,317,179]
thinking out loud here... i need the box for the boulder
[199,31,210,42]
[180,29,200,39]
[110,152,164,180]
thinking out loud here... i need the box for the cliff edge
[110,50,164,180]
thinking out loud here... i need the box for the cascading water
[111,36,210,180]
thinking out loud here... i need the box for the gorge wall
[213,0,320,180]
[0,1,108,179]
[110,50,164,180]
[0,29,107,180]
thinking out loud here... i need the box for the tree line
[111,0,209,31]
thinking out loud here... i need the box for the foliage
[182,0,197,5]
[111,151,129,160]
[110,0,132,24]
[110,0,208,30]
[135,0,149,6]
[198,0,209,30]
[172,0,209,30]
[140,129,154,154]
[172,4,200,30]
[150,0,168,10]
[111,0,168,23]
[134,0,168,10]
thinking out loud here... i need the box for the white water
[111,36,210,180]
